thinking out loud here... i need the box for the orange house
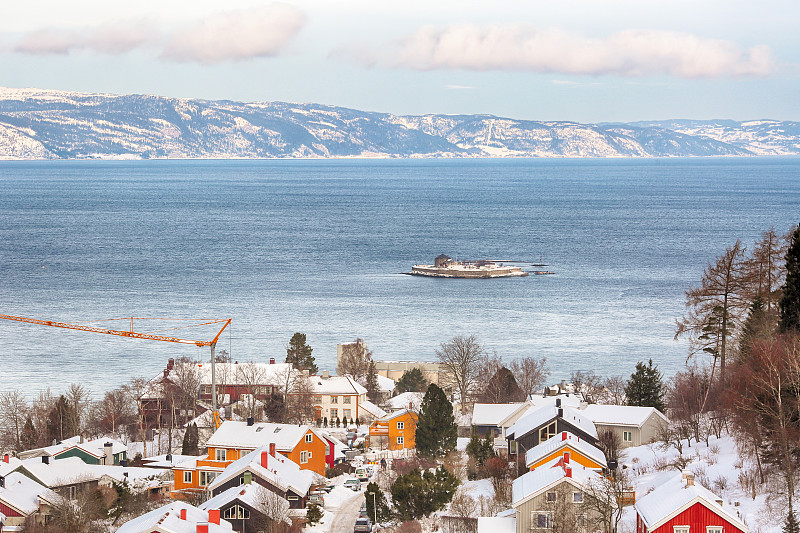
[526,431,607,471]
[368,409,418,451]
[172,420,326,499]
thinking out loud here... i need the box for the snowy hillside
[2,87,797,160]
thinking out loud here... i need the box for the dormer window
[274,427,281,433]
[255,427,264,432]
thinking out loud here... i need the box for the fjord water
[1,158,798,397]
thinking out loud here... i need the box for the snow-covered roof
[200,483,291,524]
[472,403,526,426]
[384,392,424,412]
[377,374,395,393]
[582,404,669,428]
[21,456,100,487]
[527,394,583,409]
[310,375,367,395]
[141,454,199,469]
[635,472,748,532]
[19,436,127,460]
[0,472,60,515]
[525,432,607,469]
[507,404,598,441]
[206,420,317,451]
[477,517,516,533]
[185,409,243,429]
[375,408,416,423]
[359,400,387,419]
[0,455,23,476]
[116,501,234,533]
[512,457,601,507]
[207,446,316,497]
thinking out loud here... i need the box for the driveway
[328,489,365,533]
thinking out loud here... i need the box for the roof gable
[525,432,607,468]
[207,446,315,496]
[508,405,597,441]
[206,421,313,451]
[582,404,669,428]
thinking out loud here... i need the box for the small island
[409,254,529,278]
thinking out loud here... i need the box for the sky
[1,0,798,123]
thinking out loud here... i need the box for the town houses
[0,345,759,533]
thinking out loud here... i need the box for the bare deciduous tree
[436,335,486,414]
[570,370,603,403]
[236,362,268,421]
[602,375,627,405]
[508,356,548,399]
[583,467,631,533]
[0,389,29,451]
[337,338,372,381]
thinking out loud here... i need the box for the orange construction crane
[0,313,232,426]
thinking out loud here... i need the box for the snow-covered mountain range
[0,87,798,159]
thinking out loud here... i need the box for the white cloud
[161,4,306,64]
[391,24,775,78]
[14,20,155,55]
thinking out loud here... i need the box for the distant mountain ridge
[0,87,797,160]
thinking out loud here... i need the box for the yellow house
[368,409,418,451]
[526,431,607,471]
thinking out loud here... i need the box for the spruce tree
[181,423,199,455]
[396,368,428,392]
[365,360,380,402]
[415,383,457,457]
[780,224,800,333]
[20,416,38,450]
[624,359,665,413]
[306,503,323,526]
[285,332,318,374]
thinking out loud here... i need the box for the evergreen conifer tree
[306,503,323,526]
[365,360,380,402]
[181,422,199,455]
[285,332,318,374]
[780,224,800,333]
[395,367,428,392]
[415,383,457,457]
[20,416,37,450]
[624,359,666,412]
[342,415,348,427]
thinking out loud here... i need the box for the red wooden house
[635,471,747,533]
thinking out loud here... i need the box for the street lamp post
[372,490,378,531]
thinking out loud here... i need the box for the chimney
[270,357,275,364]
[322,370,330,379]
[561,379,566,390]
[563,452,569,463]
[261,451,270,468]
[208,510,220,525]
[558,408,563,418]
[197,524,209,533]
[561,432,567,441]
[166,453,172,462]
[79,435,84,444]
[0,475,4,488]
[42,455,49,464]
[104,442,113,465]
[686,472,695,487]
[269,442,276,457]
[565,467,572,478]
[168,358,175,369]
[303,369,310,377]
[247,417,254,426]
[180,508,187,520]
[123,472,128,478]
[555,398,561,408]
[3,453,8,463]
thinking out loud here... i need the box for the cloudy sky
[1,0,797,122]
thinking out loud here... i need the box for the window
[546,492,556,502]
[68,485,77,500]
[215,448,227,461]
[223,505,250,520]
[330,408,338,418]
[305,433,313,443]
[532,512,553,528]
[301,451,308,464]
[674,527,690,533]
[623,431,633,442]
[706,529,722,533]
[200,471,218,486]
[330,396,338,404]
[539,422,557,442]
[343,409,352,418]
[397,436,404,446]
[183,470,192,484]
[576,514,586,527]
[573,491,583,503]
[343,396,351,404]
[314,396,323,403]
[397,421,405,430]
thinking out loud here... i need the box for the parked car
[344,478,361,491]
[359,502,368,518]
[355,467,369,482]
[353,517,372,533]
[309,491,325,505]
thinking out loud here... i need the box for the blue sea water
[0,158,798,398]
